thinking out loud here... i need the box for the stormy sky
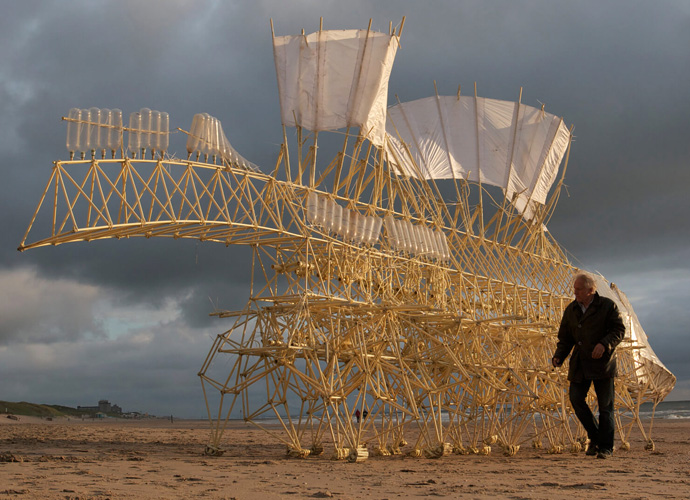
[1,0,688,418]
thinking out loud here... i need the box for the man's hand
[592,343,606,359]
[552,357,562,367]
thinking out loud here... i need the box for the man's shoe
[585,443,598,456]
[596,449,612,459]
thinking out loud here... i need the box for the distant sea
[639,400,690,420]
[234,401,690,425]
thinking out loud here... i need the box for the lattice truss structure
[19,20,674,462]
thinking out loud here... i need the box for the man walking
[552,273,626,459]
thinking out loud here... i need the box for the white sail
[593,274,675,398]
[386,95,571,218]
[273,28,398,147]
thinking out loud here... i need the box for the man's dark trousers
[569,377,615,451]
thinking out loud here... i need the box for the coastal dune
[1,416,689,499]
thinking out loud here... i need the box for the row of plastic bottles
[66,108,123,159]
[66,107,169,159]
[185,113,258,171]
[307,193,383,245]
[127,108,169,158]
[306,192,451,260]
[65,109,259,171]
[384,215,451,261]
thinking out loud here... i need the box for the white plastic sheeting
[273,29,398,147]
[592,273,675,396]
[385,95,571,218]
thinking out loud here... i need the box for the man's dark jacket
[554,292,626,382]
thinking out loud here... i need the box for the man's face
[573,278,594,304]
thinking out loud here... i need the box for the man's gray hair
[574,272,597,291]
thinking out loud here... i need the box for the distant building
[77,399,123,415]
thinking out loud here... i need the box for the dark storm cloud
[0,311,214,417]
[2,1,275,309]
[1,0,688,414]
[0,268,105,345]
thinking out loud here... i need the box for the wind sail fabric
[386,95,571,218]
[273,29,398,147]
[593,273,676,398]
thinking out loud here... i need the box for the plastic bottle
[428,227,441,261]
[361,216,373,244]
[435,230,450,261]
[96,109,110,158]
[395,219,406,252]
[215,118,225,161]
[422,227,435,259]
[186,114,205,159]
[157,111,169,157]
[200,113,213,160]
[66,108,82,160]
[332,204,343,235]
[149,110,160,158]
[139,108,152,158]
[340,209,350,240]
[315,195,327,227]
[403,221,416,254]
[370,217,383,245]
[324,198,335,233]
[307,192,319,223]
[356,213,368,244]
[108,109,123,158]
[82,108,97,158]
[442,232,451,261]
[128,111,142,158]
[416,226,426,256]
[349,212,361,243]
[206,116,217,161]
[384,215,399,250]
[217,123,230,162]
[413,225,425,255]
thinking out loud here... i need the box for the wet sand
[1,415,689,499]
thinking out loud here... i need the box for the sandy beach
[1,415,688,499]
